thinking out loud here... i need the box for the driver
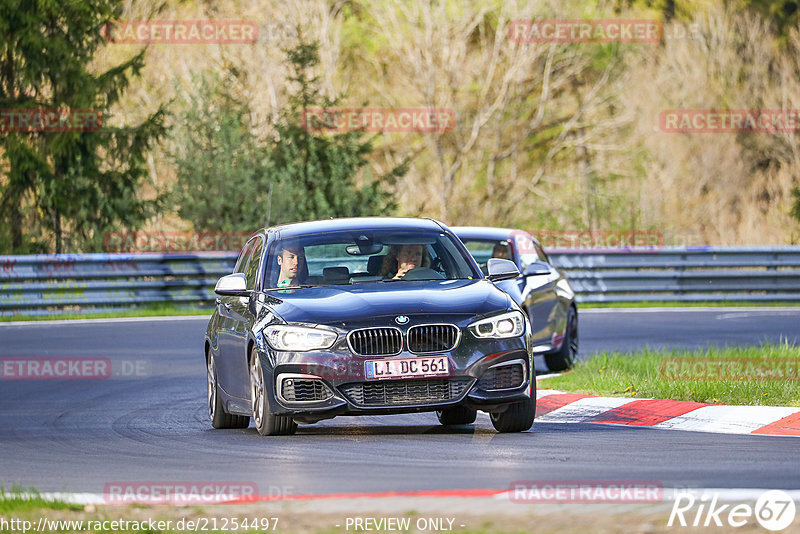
[276,240,305,288]
[492,242,510,260]
[380,244,429,279]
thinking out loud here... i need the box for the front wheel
[544,306,578,372]
[436,406,477,425]
[207,350,249,429]
[249,347,297,436]
[490,395,536,433]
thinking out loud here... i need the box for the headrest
[323,266,350,283]
[367,255,387,275]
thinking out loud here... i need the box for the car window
[263,230,479,289]
[234,238,256,274]
[460,239,514,275]
[244,237,264,290]
[533,241,550,264]
[511,231,541,272]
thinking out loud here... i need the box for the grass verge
[0,304,212,322]
[0,487,81,514]
[539,343,800,406]
[579,300,800,308]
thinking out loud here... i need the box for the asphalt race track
[579,307,800,354]
[1,308,799,496]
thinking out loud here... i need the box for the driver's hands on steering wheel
[393,262,415,279]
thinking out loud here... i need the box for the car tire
[544,306,578,372]
[249,347,297,436]
[207,350,250,429]
[489,394,536,433]
[436,406,477,426]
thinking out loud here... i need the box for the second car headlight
[469,310,525,339]
[263,325,338,351]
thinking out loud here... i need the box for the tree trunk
[54,209,62,254]
[9,201,23,252]
[664,0,675,22]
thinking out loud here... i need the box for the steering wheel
[402,267,445,281]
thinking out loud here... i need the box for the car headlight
[469,310,525,339]
[263,325,338,351]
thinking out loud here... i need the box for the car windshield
[460,238,515,275]
[263,229,479,289]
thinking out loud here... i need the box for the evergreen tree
[791,187,800,228]
[268,42,402,223]
[172,42,404,231]
[170,73,284,232]
[745,0,798,35]
[0,0,166,253]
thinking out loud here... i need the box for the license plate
[364,357,449,380]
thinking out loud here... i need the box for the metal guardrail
[1,247,799,315]
[0,253,236,316]
[552,246,800,303]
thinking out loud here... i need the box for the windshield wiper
[267,284,317,290]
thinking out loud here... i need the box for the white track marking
[493,488,800,502]
[536,396,636,423]
[536,389,566,398]
[653,405,800,434]
[535,373,563,381]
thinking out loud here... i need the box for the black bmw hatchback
[205,217,536,435]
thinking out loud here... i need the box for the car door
[512,231,558,346]
[216,237,256,398]
[225,235,264,399]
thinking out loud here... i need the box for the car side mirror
[214,273,251,297]
[524,261,551,276]
[486,258,520,282]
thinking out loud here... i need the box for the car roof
[265,217,448,238]
[451,226,524,241]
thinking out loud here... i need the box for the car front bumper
[255,332,534,420]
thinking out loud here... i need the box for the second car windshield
[461,239,514,276]
[263,230,479,289]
